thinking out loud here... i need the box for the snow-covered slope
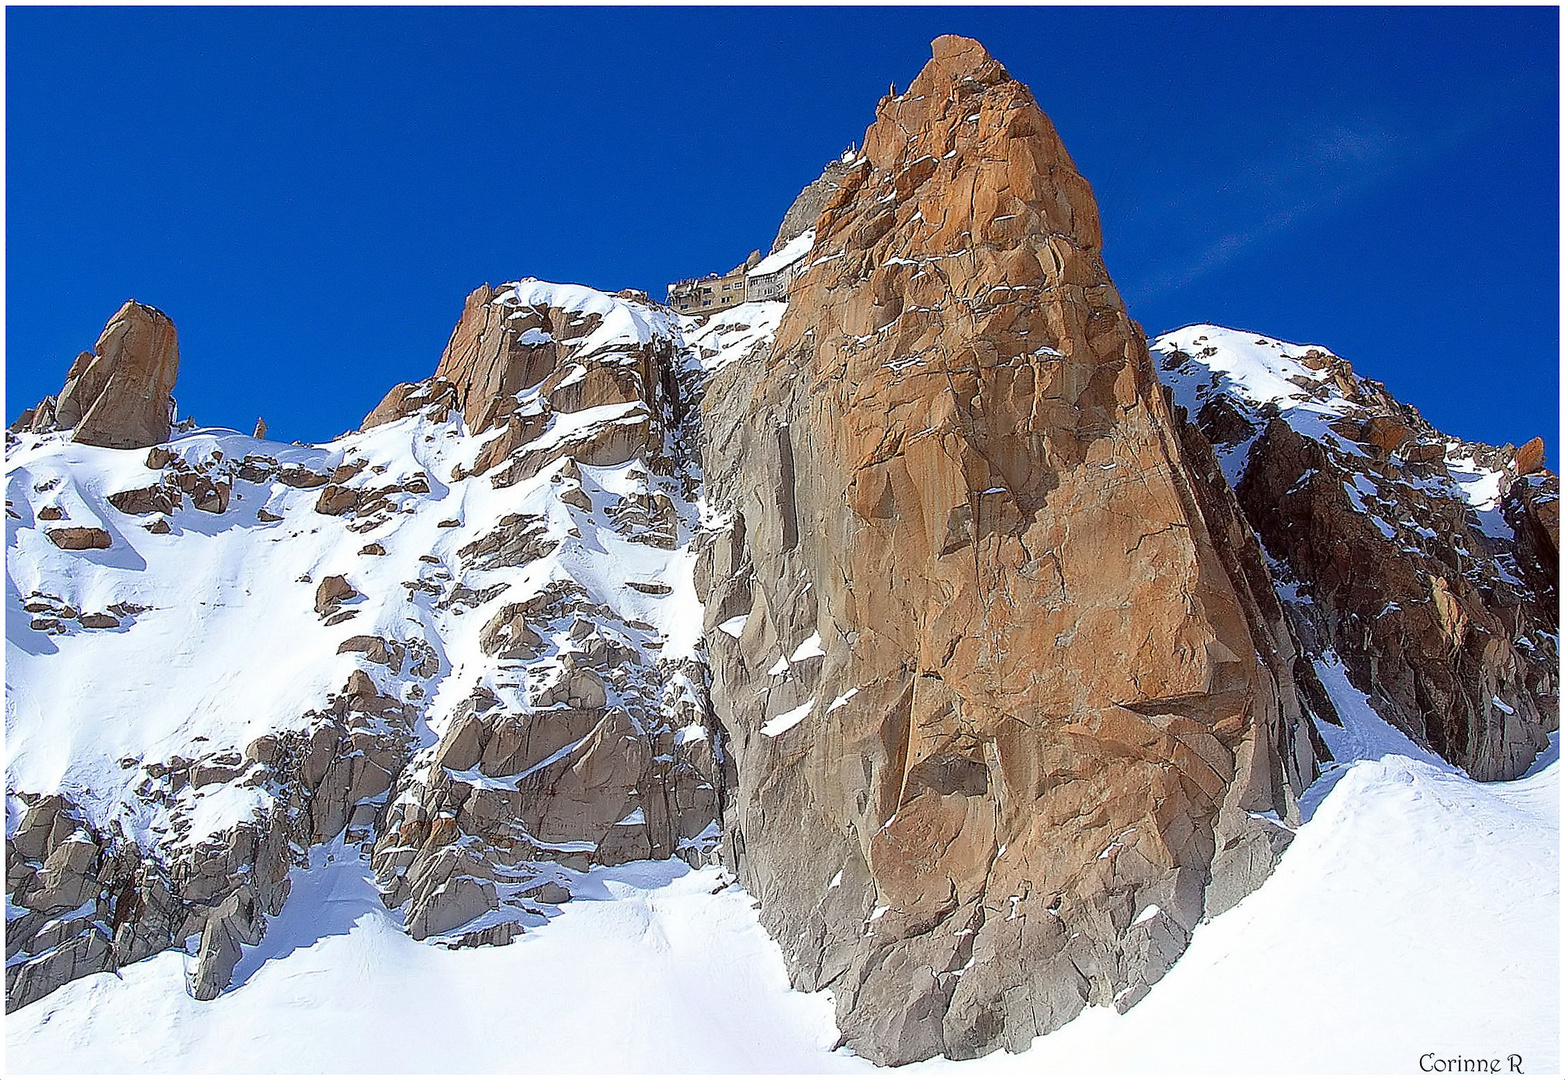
[10,724,1555,1072]
[5,281,732,1006]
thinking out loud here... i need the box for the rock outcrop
[362,282,725,944]
[1157,326,1559,782]
[5,661,421,1009]
[771,152,858,254]
[12,301,179,450]
[697,35,1322,1064]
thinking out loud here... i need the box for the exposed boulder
[108,484,180,516]
[46,526,112,551]
[314,575,356,615]
[1515,435,1547,476]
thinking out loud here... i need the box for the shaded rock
[108,485,179,516]
[314,575,355,615]
[1233,406,1554,782]
[192,479,230,514]
[1158,323,1557,784]
[190,888,265,1001]
[315,485,361,517]
[524,881,571,905]
[477,605,543,660]
[276,466,330,490]
[451,921,523,949]
[362,378,459,430]
[1359,415,1413,454]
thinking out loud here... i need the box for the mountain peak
[927,33,1002,79]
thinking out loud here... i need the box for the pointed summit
[927,33,1002,77]
[13,300,179,450]
[698,33,1321,1063]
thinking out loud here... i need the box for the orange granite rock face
[13,301,179,450]
[697,35,1321,1064]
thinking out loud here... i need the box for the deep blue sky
[7,7,1558,466]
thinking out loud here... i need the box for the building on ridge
[666,229,819,316]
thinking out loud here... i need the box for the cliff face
[13,301,179,450]
[697,35,1322,1063]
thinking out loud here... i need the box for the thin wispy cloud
[1123,81,1545,303]
[1129,121,1402,299]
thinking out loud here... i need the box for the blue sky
[7,7,1558,466]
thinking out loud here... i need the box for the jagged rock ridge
[5,281,724,1007]
[1157,325,1558,782]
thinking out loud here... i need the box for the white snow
[674,722,708,746]
[761,698,814,738]
[788,631,825,662]
[1155,324,1343,415]
[1448,454,1506,511]
[827,687,860,713]
[749,229,815,278]
[6,853,853,1073]
[183,783,272,846]
[679,301,786,376]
